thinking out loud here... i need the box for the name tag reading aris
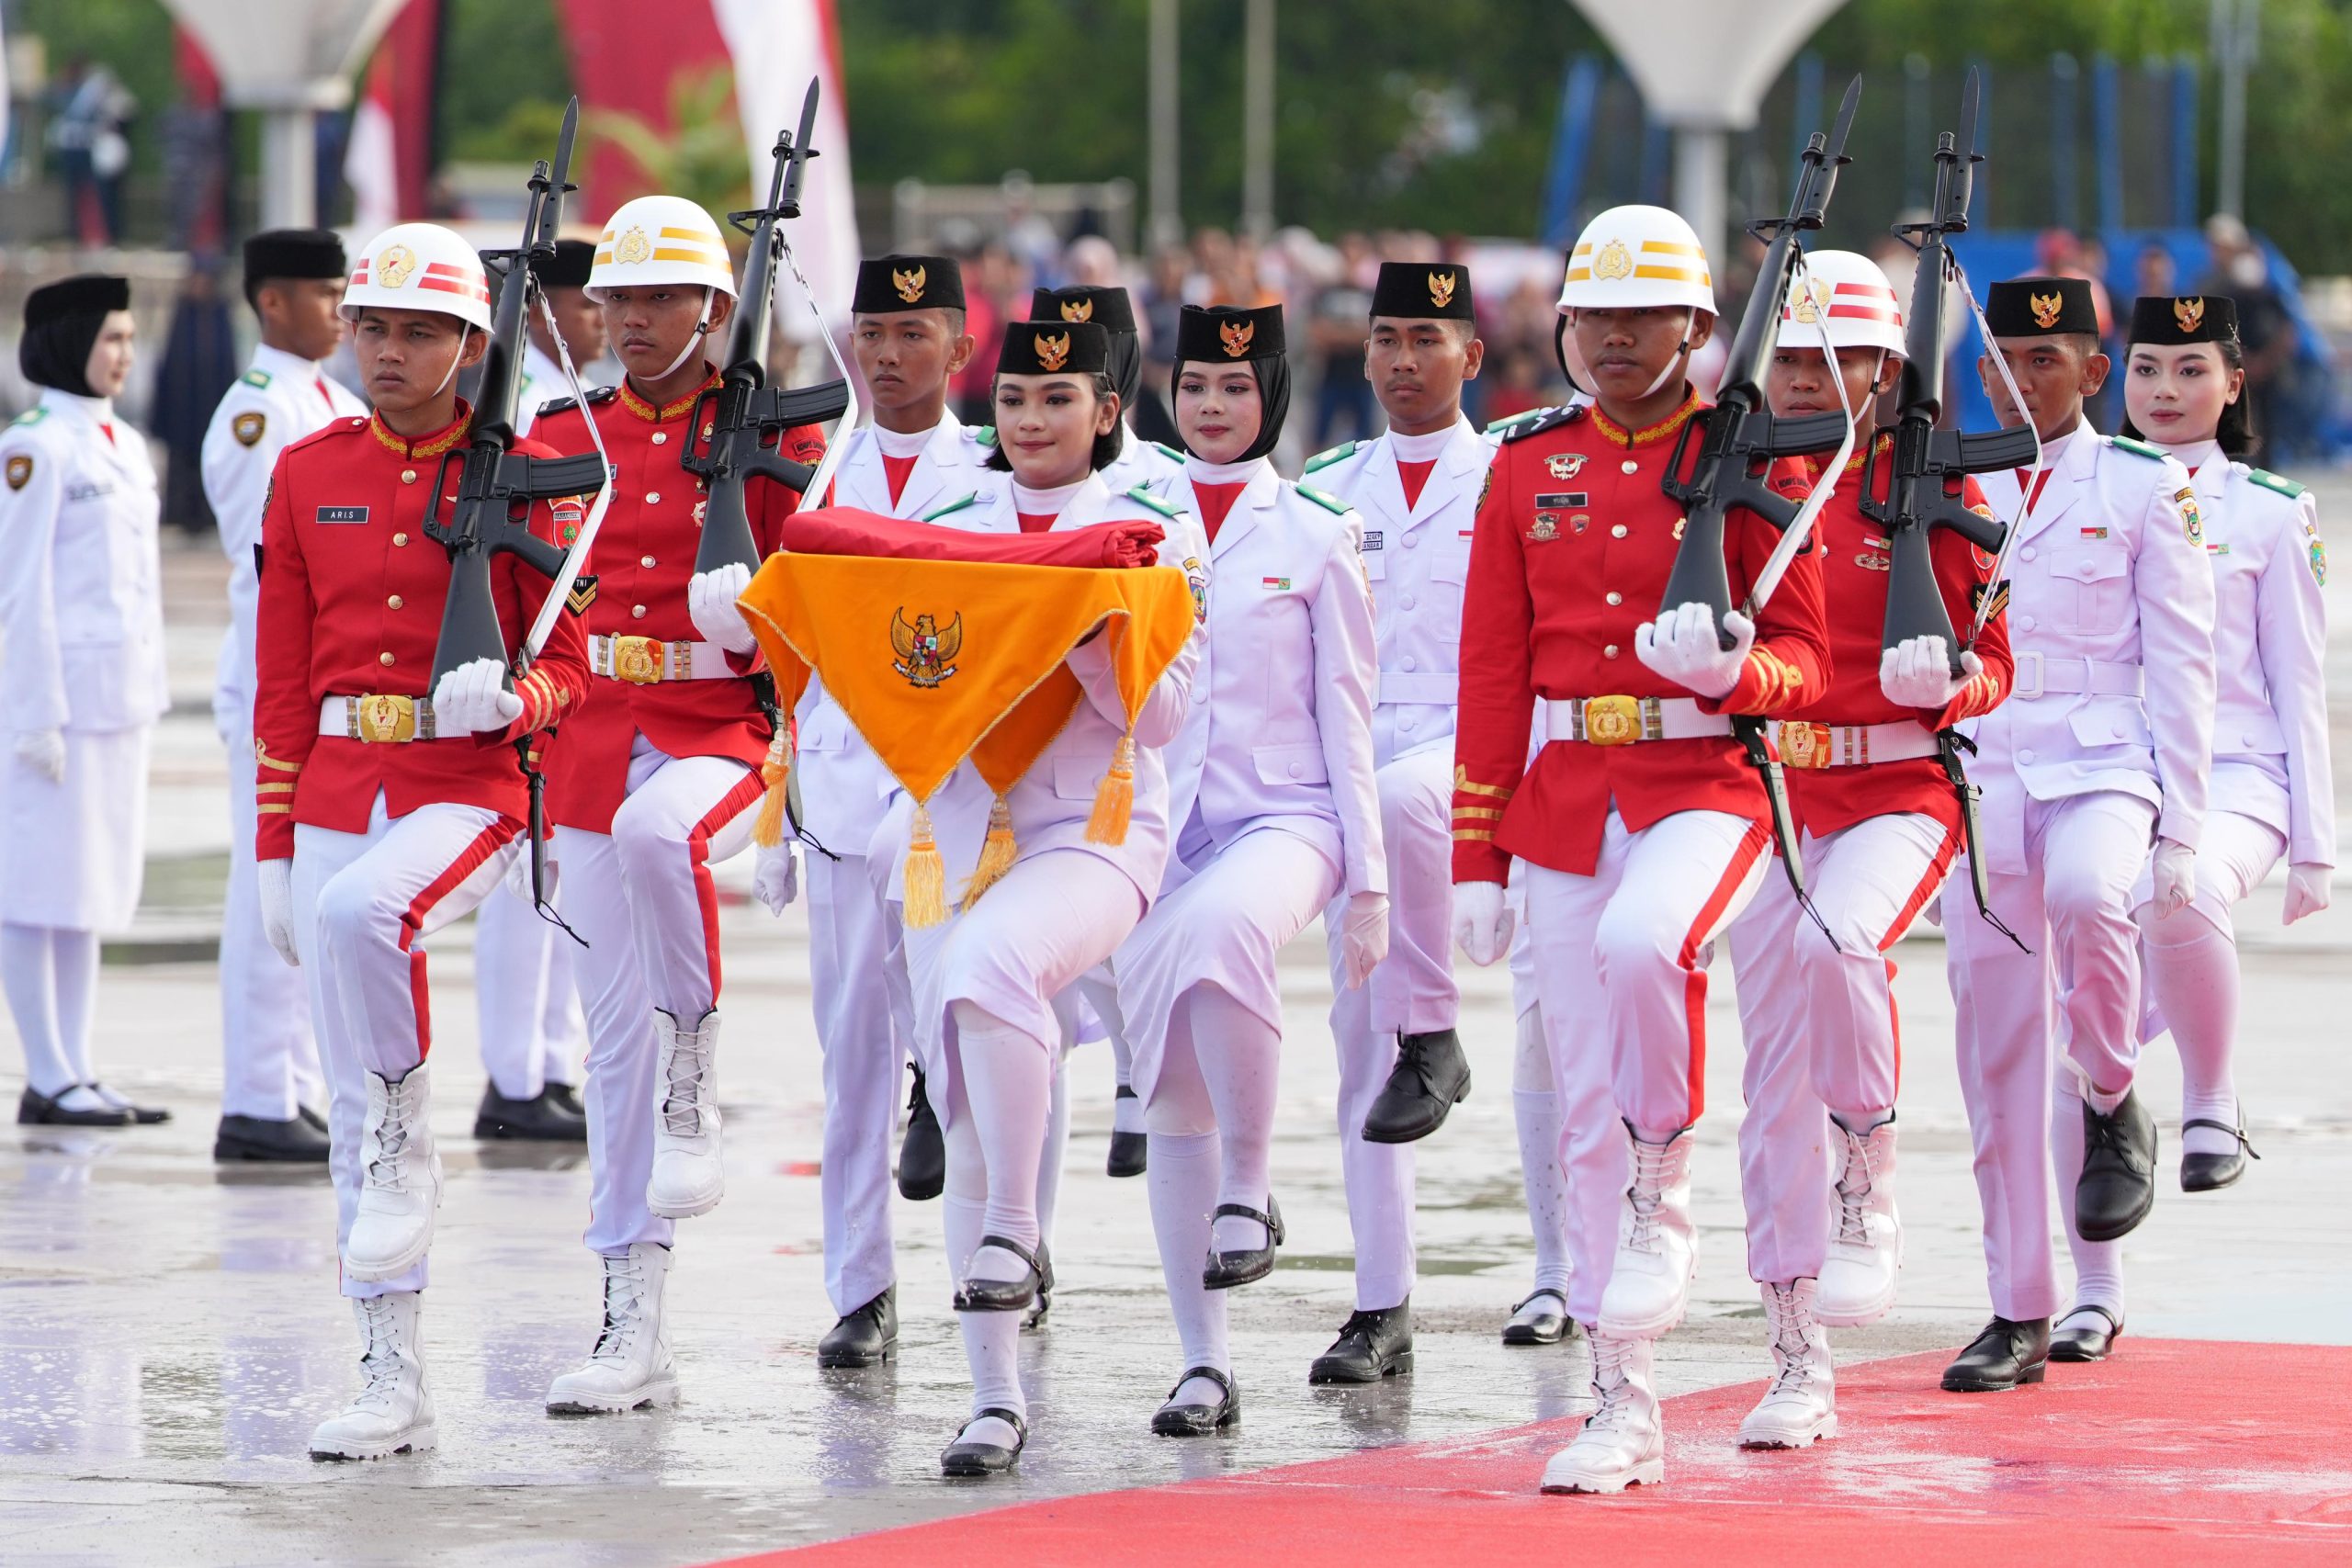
[316,505,370,525]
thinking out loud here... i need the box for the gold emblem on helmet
[1060,298,1093,322]
[2030,291,2064,330]
[377,245,418,290]
[2174,297,2206,334]
[1428,271,1456,309]
[1594,240,1634,282]
[1035,332,1070,371]
[1220,320,1256,357]
[1792,277,1833,323]
[616,227,653,265]
[893,265,927,303]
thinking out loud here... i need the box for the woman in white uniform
[899,319,1204,1476]
[1109,303,1387,1434]
[0,276,170,1126]
[2048,292,2334,1363]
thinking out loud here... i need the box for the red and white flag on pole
[345,0,440,231]
[709,0,857,339]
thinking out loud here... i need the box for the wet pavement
[6,499,2352,1565]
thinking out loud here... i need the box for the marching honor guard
[1297,262,1487,1375]
[2045,294,2333,1363]
[252,222,593,1458]
[1724,252,2011,1447]
[1450,206,1831,1493]
[532,195,826,1411]
[1940,277,2216,1393]
[0,276,170,1128]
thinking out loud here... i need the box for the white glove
[689,563,757,654]
[2282,863,2332,926]
[2150,838,2197,918]
[1339,890,1389,989]
[259,858,300,966]
[1634,603,1753,700]
[14,728,66,784]
[1453,879,1513,967]
[431,657,526,736]
[752,841,799,916]
[1879,636,1983,710]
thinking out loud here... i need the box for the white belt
[1376,670,1457,705]
[1544,694,1733,746]
[588,633,739,684]
[2011,651,2143,701]
[1770,719,1939,770]
[321,694,455,744]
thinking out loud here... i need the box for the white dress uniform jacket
[1099,426,1186,498]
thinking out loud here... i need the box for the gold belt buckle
[611,635,665,685]
[1778,721,1831,769]
[353,694,417,744]
[1583,694,1641,746]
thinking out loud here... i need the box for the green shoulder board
[1304,439,1363,475]
[241,368,273,389]
[10,407,49,427]
[1123,484,1182,519]
[2248,468,2308,500]
[1150,441,1184,464]
[1486,408,1544,435]
[969,424,999,448]
[1295,482,1350,516]
[921,491,981,523]
[2109,434,2165,462]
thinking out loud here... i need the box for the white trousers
[1321,744,1453,1310]
[222,723,323,1120]
[1728,811,1957,1284]
[1944,789,2156,1322]
[471,886,584,1099]
[1523,807,1772,1323]
[293,796,516,1299]
[808,850,912,1315]
[555,743,763,1259]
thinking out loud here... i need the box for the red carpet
[717,1341,2352,1566]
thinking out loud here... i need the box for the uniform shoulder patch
[1304,439,1364,474]
[1498,405,1585,445]
[5,453,31,491]
[1123,484,1182,519]
[969,424,999,449]
[240,367,274,389]
[232,410,268,447]
[9,407,49,428]
[537,396,581,419]
[537,386,616,420]
[2109,434,2165,462]
[2248,467,2308,500]
[1295,482,1351,516]
[921,491,981,523]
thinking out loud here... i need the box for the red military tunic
[1452,394,1833,880]
[252,405,594,860]
[531,371,825,833]
[1775,435,2014,838]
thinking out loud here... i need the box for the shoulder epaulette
[1305,439,1364,474]
[1498,405,1584,444]
[241,368,273,389]
[969,424,999,449]
[1123,484,1182,519]
[922,491,981,523]
[1150,440,1183,464]
[537,386,617,420]
[2109,434,2165,462]
[1295,482,1351,516]
[2248,467,2308,501]
[10,407,49,427]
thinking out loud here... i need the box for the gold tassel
[963,795,1018,905]
[751,728,791,849]
[1085,729,1136,845]
[903,802,949,928]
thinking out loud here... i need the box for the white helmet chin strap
[428,326,477,401]
[1639,308,1698,400]
[652,288,717,382]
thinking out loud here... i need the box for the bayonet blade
[780,79,820,216]
[1826,74,1861,166]
[549,96,580,196]
[1958,67,1980,163]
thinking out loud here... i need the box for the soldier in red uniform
[251,222,593,1460]
[529,195,825,1415]
[1448,206,1831,1495]
[1724,251,2013,1451]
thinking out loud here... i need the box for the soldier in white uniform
[2045,293,2334,1363]
[204,231,367,1160]
[1,276,170,1128]
[1941,277,2218,1393]
[1296,261,1485,1378]
[510,238,606,438]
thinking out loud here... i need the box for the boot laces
[1333,1309,1385,1348]
[364,1078,420,1193]
[1623,1139,1677,1255]
[1832,1126,1878,1247]
[590,1253,650,1360]
[1586,1337,1640,1435]
[1763,1284,1819,1397]
[352,1296,407,1413]
[660,1034,710,1137]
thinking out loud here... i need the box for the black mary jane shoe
[1502,1288,1573,1347]
[2049,1304,2123,1363]
[1106,1086,1148,1179]
[940,1407,1027,1477]
[898,1066,946,1201]
[214,1111,331,1163]
[1151,1366,1240,1437]
[1202,1198,1284,1291]
[1021,1245,1055,1333]
[1940,1314,2052,1392]
[17,1085,131,1127]
[818,1286,899,1369]
[1360,1028,1473,1145]
[88,1084,171,1124]
[954,1235,1044,1314]
[474,1084,587,1142]
[2180,1115,2258,1193]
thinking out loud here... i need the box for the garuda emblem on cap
[1220,320,1256,357]
[1035,331,1070,371]
[2175,297,2206,333]
[1060,298,1093,322]
[893,265,927,303]
[1594,240,1634,282]
[2030,291,2064,330]
[891,608,963,687]
[1428,271,1456,309]
[377,245,418,289]
[616,227,652,265]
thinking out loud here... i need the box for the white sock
[3,924,74,1098]
[952,1001,1050,1280]
[942,1066,1028,1444]
[52,928,98,1085]
[1185,985,1280,1253]
[2052,1079,2124,1320]
[2145,913,2243,1157]
[1033,1043,1070,1257]
[1148,1128,1230,1403]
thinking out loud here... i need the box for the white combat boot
[310,1292,436,1460]
[647,1010,724,1218]
[1738,1279,1838,1450]
[1598,1125,1697,1337]
[547,1243,679,1414]
[343,1064,442,1282]
[1815,1114,1901,1327]
[1539,1331,1664,1494]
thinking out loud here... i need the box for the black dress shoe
[818,1286,899,1368]
[1152,1365,1240,1436]
[1202,1197,1283,1290]
[2075,1089,2158,1242]
[214,1112,332,1163]
[954,1235,1044,1313]
[1106,1086,1147,1178]
[1940,1315,2051,1392]
[1360,1028,1473,1145]
[898,1066,945,1201]
[1502,1288,1572,1347]
[298,1104,329,1134]
[2180,1115,2258,1192]
[17,1085,130,1127]
[545,1082,585,1119]
[89,1084,170,1124]
[2050,1304,2123,1363]
[1022,1245,1055,1333]
[940,1407,1026,1476]
[1310,1302,1414,1383]
[473,1084,588,1141]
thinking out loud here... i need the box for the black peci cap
[1174,303,1285,365]
[243,229,346,283]
[1030,285,1137,335]
[532,238,597,290]
[853,254,966,314]
[25,274,130,329]
[995,319,1111,376]
[1984,276,2099,338]
[2127,293,2240,347]
[1370,261,1475,322]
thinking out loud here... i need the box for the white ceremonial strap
[1770,718,1939,769]
[588,633,742,683]
[1376,670,1458,705]
[2009,651,2143,702]
[1544,694,1734,745]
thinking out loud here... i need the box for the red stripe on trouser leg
[397,822,518,1060]
[1874,821,1961,1100]
[1676,821,1771,1125]
[688,768,770,1008]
